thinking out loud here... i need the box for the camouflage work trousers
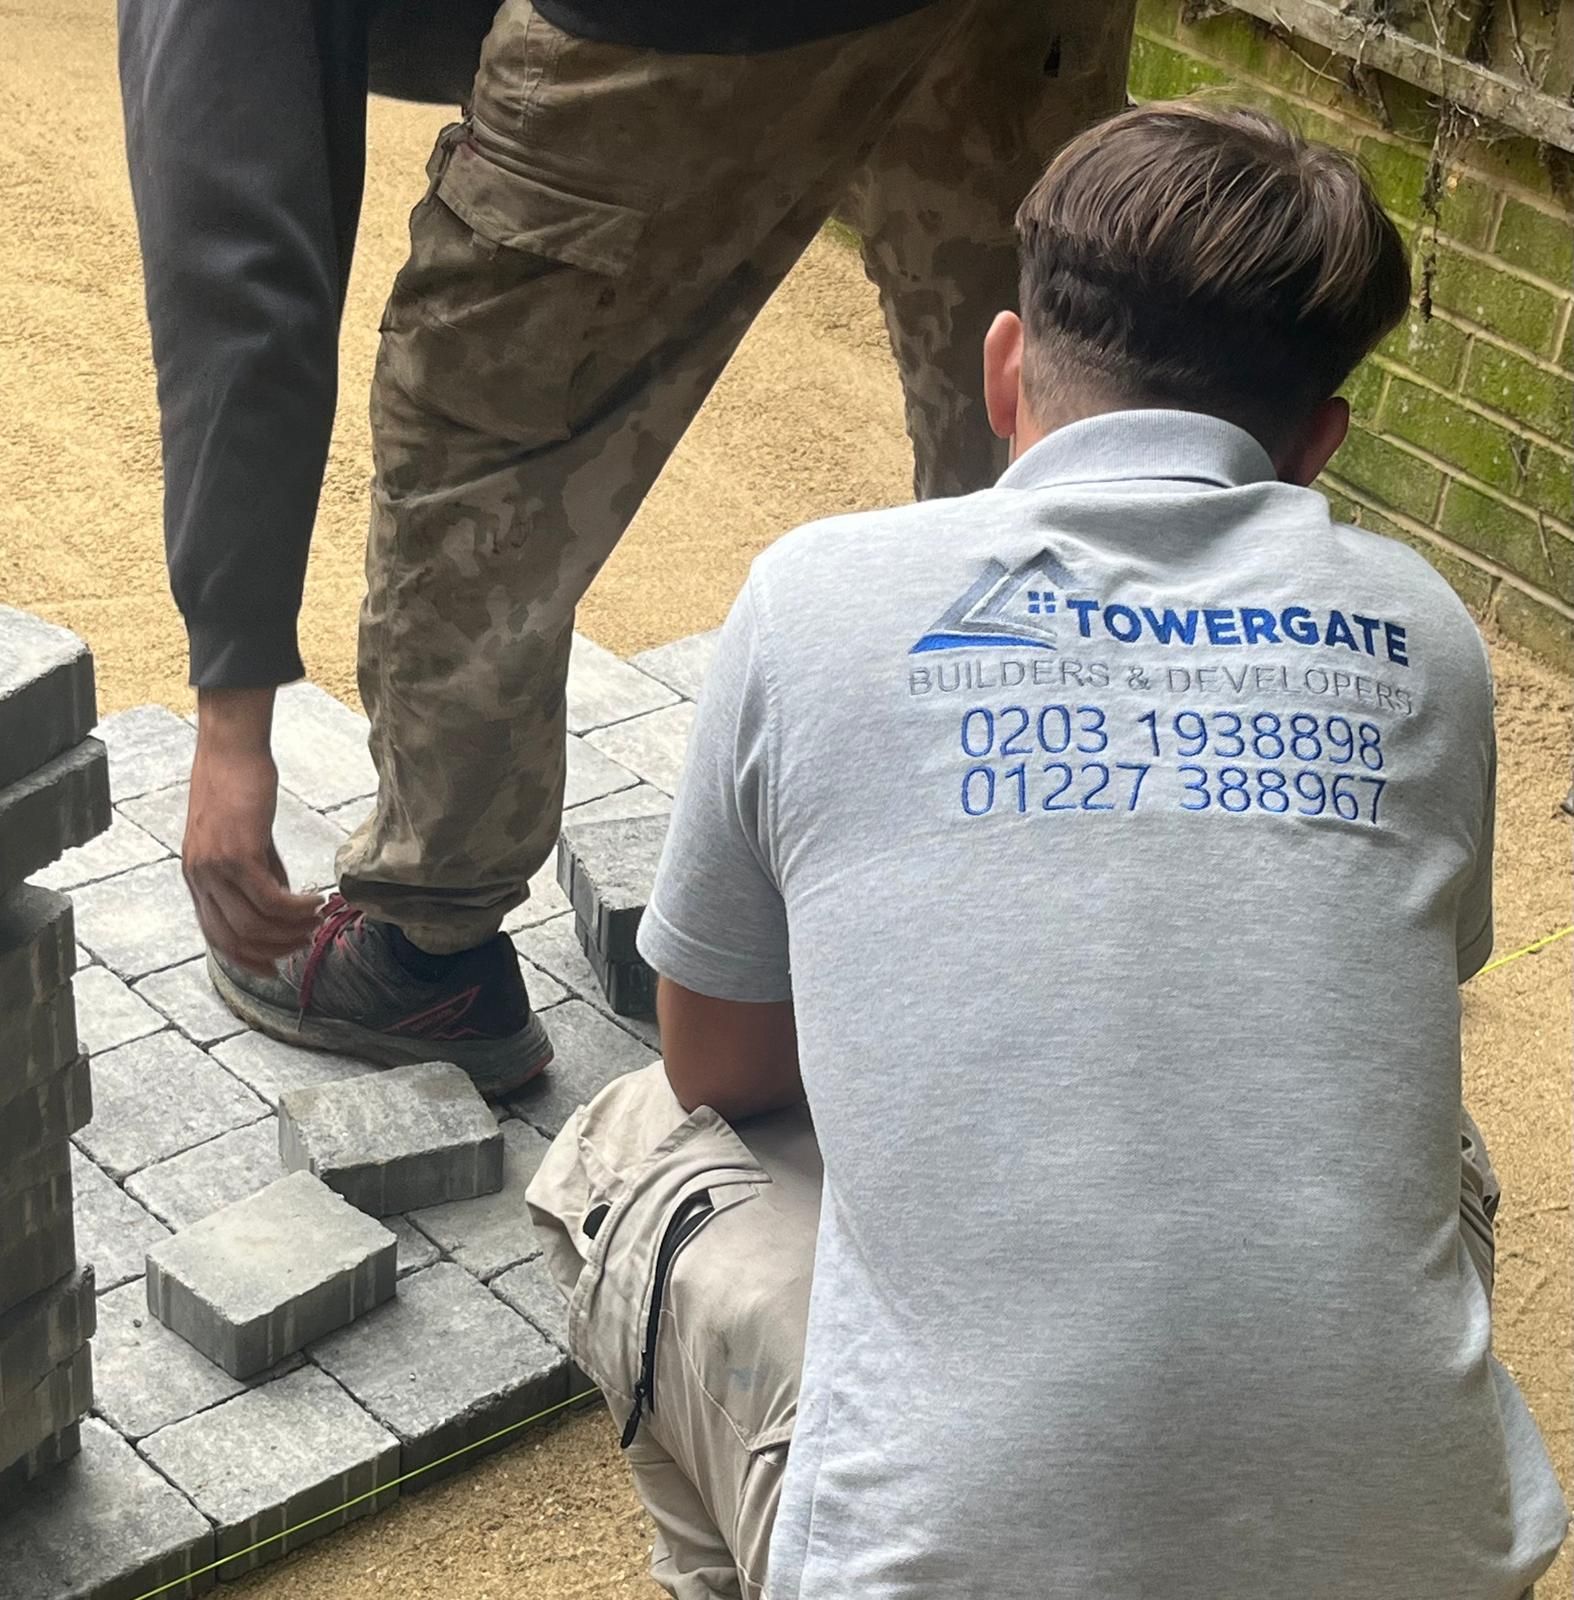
[339,0,1137,951]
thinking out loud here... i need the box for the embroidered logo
[911,549,1076,654]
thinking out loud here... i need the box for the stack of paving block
[0,607,113,1490]
[556,813,669,1017]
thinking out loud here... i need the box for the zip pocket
[621,1187,715,1448]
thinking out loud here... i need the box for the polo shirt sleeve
[1456,730,1495,984]
[637,580,791,1003]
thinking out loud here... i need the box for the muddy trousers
[335,0,1137,952]
[527,1067,1509,1600]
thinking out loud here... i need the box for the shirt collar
[997,410,1279,494]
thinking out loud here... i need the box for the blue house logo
[911,548,1077,654]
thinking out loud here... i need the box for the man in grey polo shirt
[528,104,1567,1598]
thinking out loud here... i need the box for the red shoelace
[297,893,362,1017]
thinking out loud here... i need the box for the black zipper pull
[621,1380,648,1448]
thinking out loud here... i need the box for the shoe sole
[206,954,554,1100]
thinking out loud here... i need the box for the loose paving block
[563,732,640,808]
[139,1364,396,1579]
[491,1255,570,1355]
[406,1118,554,1280]
[0,605,96,791]
[71,1146,171,1293]
[566,632,678,734]
[0,738,112,895]
[93,704,197,804]
[0,1420,80,1499]
[271,681,378,811]
[125,781,347,893]
[310,1260,567,1478]
[508,999,659,1138]
[576,913,656,1017]
[514,917,661,1048]
[558,812,668,962]
[0,1053,90,1170]
[35,810,168,892]
[135,956,246,1046]
[0,1416,214,1600]
[632,629,719,701]
[0,1264,94,1410]
[278,1061,503,1214]
[0,979,77,1101]
[73,964,164,1055]
[0,1345,93,1475]
[76,1030,267,1181]
[0,1203,77,1319]
[71,857,205,980]
[584,702,695,796]
[145,1170,396,1378]
[212,1028,377,1107]
[0,882,74,1018]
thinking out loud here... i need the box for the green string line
[1477,923,1572,976]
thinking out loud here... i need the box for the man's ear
[1278,396,1349,487]
[983,311,1024,443]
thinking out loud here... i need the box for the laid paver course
[565,633,678,733]
[386,1216,441,1277]
[491,1256,570,1356]
[583,701,695,796]
[71,857,205,981]
[310,1260,567,1477]
[146,1171,397,1378]
[70,1146,171,1293]
[211,1029,377,1108]
[0,739,112,894]
[0,1053,91,1169]
[514,928,664,1060]
[0,1417,215,1600]
[0,1344,93,1473]
[278,1061,503,1214]
[35,811,168,894]
[512,951,570,1011]
[0,606,96,790]
[73,964,165,1056]
[0,1419,80,1500]
[632,628,718,701]
[134,957,246,1047]
[139,1364,398,1579]
[269,682,377,811]
[124,1118,286,1231]
[0,1265,94,1410]
[75,1030,267,1181]
[0,882,74,1019]
[562,732,641,809]
[93,705,197,804]
[0,979,78,1099]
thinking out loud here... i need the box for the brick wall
[1129,1,1574,669]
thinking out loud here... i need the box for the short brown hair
[1016,101,1410,444]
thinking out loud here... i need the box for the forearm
[657,977,803,1123]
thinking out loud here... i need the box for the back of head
[1016,101,1410,449]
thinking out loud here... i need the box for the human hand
[184,689,323,974]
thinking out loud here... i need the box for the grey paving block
[76,941,95,967]
[0,883,74,1018]
[491,1255,570,1355]
[324,796,372,832]
[124,1117,284,1232]
[566,632,678,734]
[0,1416,214,1600]
[406,1118,554,1281]
[507,999,659,1139]
[272,681,378,812]
[386,1216,441,1278]
[94,704,197,804]
[0,605,96,791]
[558,812,667,962]
[0,1264,94,1410]
[135,957,246,1047]
[584,703,695,797]
[563,732,640,809]
[575,913,656,1017]
[0,1054,91,1171]
[71,1146,171,1293]
[76,1030,267,1181]
[0,1419,80,1499]
[35,810,168,892]
[74,965,165,1055]
[631,629,719,702]
[92,1278,303,1443]
[562,780,673,829]
[0,1345,93,1475]
[71,857,205,980]
[310,1260,567,1479]
[514,951,569,1012]
[145,1171,396,1379]
[139,1363,396,1579]
[211,1028,377,1108]
[502,850,571,931]
[0,738,112,895]
[0,978,77,1102]
[124,781,346,893]
[278,1061,503,1215]
[514,916,662,1049]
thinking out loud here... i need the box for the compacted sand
[2,5,1568,1595]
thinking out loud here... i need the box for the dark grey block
[0,738,111,896]
[0,1201,76,1320]
[139,1364,397,1579]
[0,1264,94,1410]
[507,999,658,1139]
[93,704,197,804]
[0,1420,80,1499]
[0,605,96,791]
[145,1170,397,1379]
[0,1345,93,1476]
[565,633,678,734]
[575,911,656,1017]
[557,811,668,962]
[71,857,205,981]
[406,1119,554,1281]
[0,1053,90,1170]
[278,1060,504,1214]
[134,957,246,1047]
[0,980,77,1107]
[0,882,74,1019]
[310,1261,568,1479]
[75,1030,267,1181]
[73,964,165,1056]
[583,702,695,797]
[71,1146,171,1294]
[631,629,719,701]
[0,1416,214,1600]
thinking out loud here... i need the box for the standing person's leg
[838,0,1137,498]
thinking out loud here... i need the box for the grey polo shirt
[639,409,1568,1599]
